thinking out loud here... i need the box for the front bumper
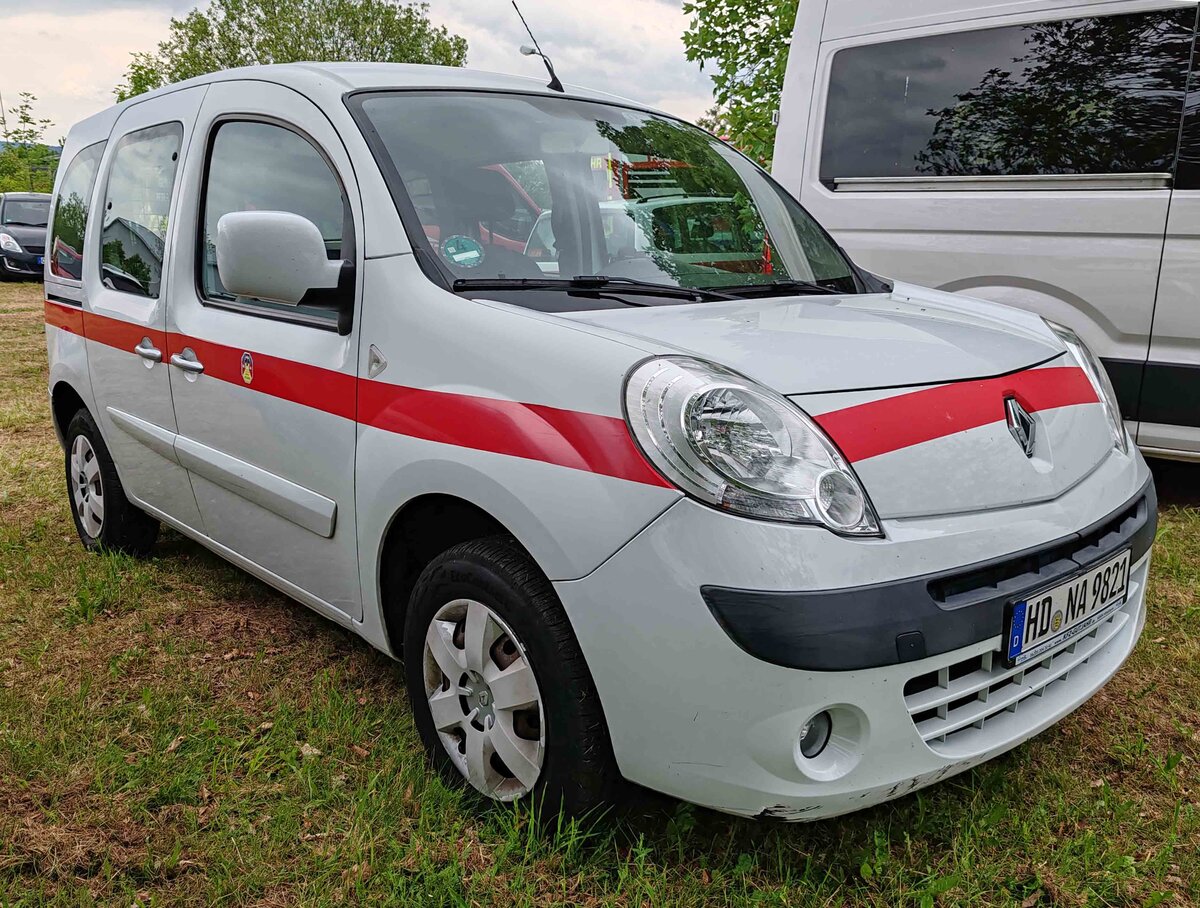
[555,448,1152,819]
[1,250,43,276]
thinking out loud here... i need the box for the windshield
[2,199,49,228]
[354,92,860,303]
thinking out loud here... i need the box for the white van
[774,0,1200,461]
[45,63,1154,820]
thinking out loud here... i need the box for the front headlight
[1044,320,1129,455]
[0,233,22,254]
[624,356,881,535]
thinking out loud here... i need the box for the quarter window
[821,9,1195,184]
[200,120,351,324]
[50,141,105,281]
[100,123,183,298]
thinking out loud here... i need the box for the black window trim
[194,113,358,334]
[342,86,876,300]
[818,6,1199,187]
[98,120,185,301]
[47,138,107,288]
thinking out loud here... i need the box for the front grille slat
[904,594,1134,755]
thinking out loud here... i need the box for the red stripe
[814,366,1099,462]
[44,300,84,335]
[82,309,167,353]
[358,381,671,488]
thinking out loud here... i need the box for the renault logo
[1005,396,1036,458]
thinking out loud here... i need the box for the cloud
[0,8,176,140]
[0,0,715,141]
[426,0,714,121]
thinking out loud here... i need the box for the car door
[84,88,207,531]
[164,80,363,621]
[1143,19,1200,456]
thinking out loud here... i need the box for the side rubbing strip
[174,435,338,538]
[357,381,672,488]
[814,366,1099,463]
[107,407,180,464]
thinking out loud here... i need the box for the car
[44,62,1154,821]
[0,191,50,279]
[773,0,1200,463]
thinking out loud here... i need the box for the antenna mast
[512,2,564,93]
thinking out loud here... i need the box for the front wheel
[64,409,159,556]
[403,537,619,815]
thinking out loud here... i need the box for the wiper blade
[452,275,737,303]
[3,221,46,228]
[716,279,842,298]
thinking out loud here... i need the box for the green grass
[1,280,1198,906]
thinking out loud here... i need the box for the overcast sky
[0,0,715,142]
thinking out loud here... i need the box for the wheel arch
[50,380,89,448]
[377,492,543,656]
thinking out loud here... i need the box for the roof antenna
[513,1,564,93]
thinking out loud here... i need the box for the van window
[200,120,350,324]
[50,141,105,281]
[820,8,1195,184]
[100,123,183,298]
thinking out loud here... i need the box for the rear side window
[50,141,105,281]
[821,8,1195,183]
[100,123,183,298]
[199,120,351,325]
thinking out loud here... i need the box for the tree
[0,93,59,193]
[682,0,798,166]
[116,0,468,101]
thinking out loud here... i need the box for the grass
[1,279,1198,906]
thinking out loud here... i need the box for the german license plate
[1006,549,1131,666]
[36,256,43,266]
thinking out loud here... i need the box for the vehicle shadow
[1147,456,1200,509]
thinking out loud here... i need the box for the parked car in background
[0,191,50,280]
[45,63,1154,821]
[774,0,1200,461]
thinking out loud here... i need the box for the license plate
[36,256,43,266]
[1006,549,1131,666]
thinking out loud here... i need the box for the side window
[200,120,351,324]
[50,141,105,281]
[100,123,182,298]
[821,8,1194,184]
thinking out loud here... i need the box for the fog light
[798,711,832,759]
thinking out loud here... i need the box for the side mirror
[215,210,344,306]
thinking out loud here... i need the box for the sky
[0,0,715,143]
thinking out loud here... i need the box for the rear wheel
[403,537,618,815]
[64,409,158,555]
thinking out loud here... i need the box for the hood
[556,283,1117,519]
[0,222,47,250]
[556,282,1061,395]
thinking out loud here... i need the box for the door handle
[134,338,162,363]
[170,351,205,374]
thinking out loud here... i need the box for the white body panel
[773,0,1200,458]
[43,62,1156,819]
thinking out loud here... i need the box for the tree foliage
[682,0,798,166]
[116,0,468,101]
[0,93,59,193]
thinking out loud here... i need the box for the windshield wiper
[3,221,46,228]
[715,279,843,298]
[452,275,738,303]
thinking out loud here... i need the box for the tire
[64,409,159,556]
[403,536,619,816]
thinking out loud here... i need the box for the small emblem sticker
[241,352,254,385]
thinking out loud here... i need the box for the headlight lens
[1045,320,1129,455]
[624,356,881,535]
[0,233,22,254]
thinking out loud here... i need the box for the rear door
[797,6,1195,426]
[164,80,363,621]
[1143,19,1200,455]
[84,88,207,530]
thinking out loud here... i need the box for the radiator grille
[903,602,1131,756]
